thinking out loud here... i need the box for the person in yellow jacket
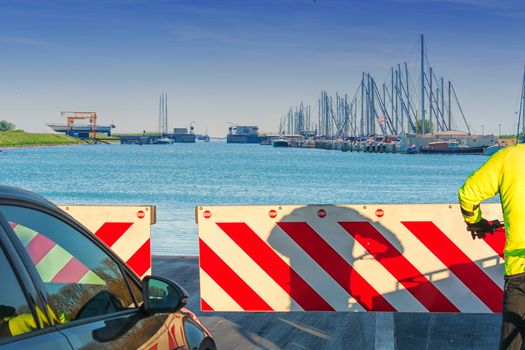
[0,304,68,339]
[458,143,525,350]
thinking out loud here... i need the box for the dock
[153,256,500,350]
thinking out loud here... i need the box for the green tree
[415,119,434,134]
[0,120,16,131]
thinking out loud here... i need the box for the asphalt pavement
[153,256,500,350]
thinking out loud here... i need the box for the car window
[0,244,38,340]
[1,205,139,323]
[184,319,206,350]
[124,271,143,307]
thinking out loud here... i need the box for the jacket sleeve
[458,149,505,224]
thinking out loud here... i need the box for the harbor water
[0,142,496,256]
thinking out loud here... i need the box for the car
[0,185,216,350]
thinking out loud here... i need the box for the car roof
[0,185,57,211]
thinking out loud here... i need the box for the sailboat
[485,66,525,156]
[515,65,525,144]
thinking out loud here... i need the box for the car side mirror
[142,275,188,315]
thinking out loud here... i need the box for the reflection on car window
[184,319,206,350]
[125,272,143,307]
[0,245,38,340]
[1,205,139,323]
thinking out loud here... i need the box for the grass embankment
[0,131,82,148]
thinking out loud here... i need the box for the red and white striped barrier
[196,204,504,313]
[59,205,155,278]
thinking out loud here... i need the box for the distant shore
[0,131,82,148]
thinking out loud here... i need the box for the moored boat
[154,137,173,144]
[47,123,115,134]
[483,144,507,156]
[420,139,486,154]
[272,137,290,147]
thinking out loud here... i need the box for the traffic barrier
[196,204,504,313]
[59,205,156,278]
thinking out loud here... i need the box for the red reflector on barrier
[375,209,384,218]
[137,210,145,219]
[203,210,212,219]
[317,209,327,218]
[269,210,277,218]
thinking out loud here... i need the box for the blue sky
[0,0,524,136]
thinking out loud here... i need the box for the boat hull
[420,146,486,154]
[273,141,289,147]
[47,124,115,133]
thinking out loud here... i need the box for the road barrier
[59,205,155,278]
[196,204,504,313]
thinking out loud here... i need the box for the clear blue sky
[0,0,523,136]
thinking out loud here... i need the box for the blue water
[0,142,494,255]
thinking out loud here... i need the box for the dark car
[0,186,216,350]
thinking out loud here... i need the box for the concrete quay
[153,256,501,350]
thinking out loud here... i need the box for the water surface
[0,142,493,255]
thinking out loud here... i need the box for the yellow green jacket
[458,144,525,276]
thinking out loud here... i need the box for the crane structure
[60,111,98,139]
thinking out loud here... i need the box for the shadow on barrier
[194,204,505,349]
[267,204,404,313]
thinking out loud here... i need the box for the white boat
[272,137,290,147]
[47,123,115,133]
[420,139,486,154]
[483,144,507,156]
[154,137,173,144]
[300,139,315,148]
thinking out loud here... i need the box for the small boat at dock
[483,143,507,156]
[272,137,290,147]
[420,139,486,154]
[154,137,173,144]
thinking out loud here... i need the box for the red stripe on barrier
[278,222,395,311]
[126,239,151,277]
[201,298,213,311]
[199,239,273,311]
[482,229,505,259]
[27,233,56,265]
[51,257,89,283]
[339,221,459,312]
[94,222,134,247]
[403,221,503,312]
[217,222,334,311]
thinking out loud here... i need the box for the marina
[40,37,525,158]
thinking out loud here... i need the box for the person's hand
[467,218,493,239]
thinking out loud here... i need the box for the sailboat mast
[420,34,426,134]
[516,66,525,143]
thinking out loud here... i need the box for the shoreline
[0,142,84,150]
[0,131,83,149]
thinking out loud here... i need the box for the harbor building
[226,125,261,144]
